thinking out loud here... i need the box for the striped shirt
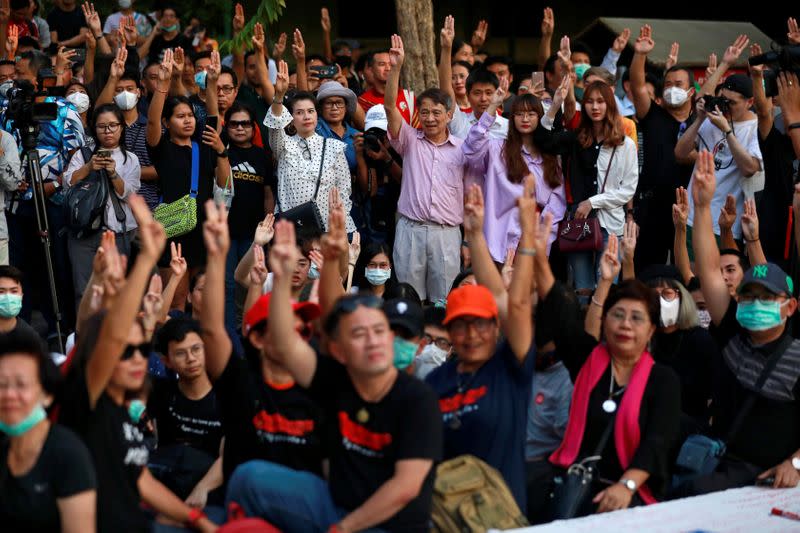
[125,113,159,209]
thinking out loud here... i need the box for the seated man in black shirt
[0,266,42,341]
[149,317,224,508]
[675,150,800,496]
[222,203,442,533]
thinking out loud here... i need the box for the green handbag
[154,141,200,239]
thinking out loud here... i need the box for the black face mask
[335,55,352,69]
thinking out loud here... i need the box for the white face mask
[66,92,90,114]
[662,87,689,107]
[114,90,138,111]
[697,309,712,330]
[413,343,449,379]
[660,296,680,327]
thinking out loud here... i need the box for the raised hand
[5,24,18,59]
[320,7,331,33]
[463,184,485,234]
[273,32,287,59]
[633,24,654,55]
[692,150,716,208]
[158,48,174,85]
[141,273,164,336]
[202,125,224,152]
[665,42,680,71]
[717,194,737,233]
[612,28,631,53]
[202,200,230,258]
[275,60,289,97]
[321,188,348,260]
[534,211,554,258]
[722,34,749,65]
[749,43,764,75]
[291,28,306,61]
[789,17,800,45]
[777,71,800,122]
[122,14,138,43]
[82,2,102,36]
[550,75,571,114]
[110,45,128,78]
[207,50,221,82]
[172,47,185,77]
[389,34,405,67]
[252,22,265,52]
[269,220,300,279]
[471,20,488,49]
[56,46,77,72]
[541,7,554,37]
[440,15,455,49]
[348,231,361,267]
[741,198,760,243]
[131,194,167,262]
[85,29,96,51]
[557,35,571,66]
[491,76,509,108]
[706,53,718,78]
[517,174,538,237]
[621,219,638,265]
[249,245,268,286]
[253,213,275,246]
[600,233,621,281]
[672,186,689,229]
[501,248,515,288]
[232,2,245,34]
[169,242,187,280]
[308,250,324,272]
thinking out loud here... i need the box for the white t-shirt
[449,108,508,140]
[687,117,763,239]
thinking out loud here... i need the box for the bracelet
[348,263,356,268]
[461,240,469,247]
[517,247,537,257]
[745,237,759,243]
[185,508,206,528]
[724,129,733,137]
[788,122,800,131]
[591,296,604,308]
[94,33,103,39]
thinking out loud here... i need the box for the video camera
[1,79,58,129]
[748,44,800,97]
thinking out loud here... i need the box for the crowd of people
[0,1,799,531]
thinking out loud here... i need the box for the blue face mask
[161,23,179,33]
[0,293,22,318]
[128,399,146,424]
[735,299,789,331]
[574,63,591,81]
[365,268,391,286]
[0,403,46,436]
[393,337,417,370]
[308,263,320,280]
[194,70,207,90]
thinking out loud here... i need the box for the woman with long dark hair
[539,78,638,299]
[462,77,566,262]
[351,242,397,298]
[64,103,140,304]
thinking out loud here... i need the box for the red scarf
[549,343,657,505]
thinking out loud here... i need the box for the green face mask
[161,24,179,33]
[0,403,46,436]
[393,338,417,370]
[735,299,789,331]
[0,293,22,318]
[128,399,146,424]
[574,62,591,81]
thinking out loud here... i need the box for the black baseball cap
[738,262,794,296]
[383,298,424,339]
[721,74,753,99]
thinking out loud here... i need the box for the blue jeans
[226,460,387,533]
[567,228,615,303]
[225,238,253,333]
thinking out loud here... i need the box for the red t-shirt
[359,87,418,127]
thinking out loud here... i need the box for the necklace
[602,362,627,413]
[354,371,397,425]
[449,368,478,430]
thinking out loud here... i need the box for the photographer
[675,74,762,244]
[0,127,21,264]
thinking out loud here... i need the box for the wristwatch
[791,457,800,470]
[619,478,638,492]
[216,149,229,158]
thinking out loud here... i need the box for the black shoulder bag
[276,137,327,235]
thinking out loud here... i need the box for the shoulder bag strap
[724,334,794,444]
[190,141,200,199]
[598,145,618,194]
[592,410,618,459]
[312,137,327,202]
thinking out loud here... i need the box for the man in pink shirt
[384,34,467,302]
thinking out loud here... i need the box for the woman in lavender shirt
[462,79,566,263]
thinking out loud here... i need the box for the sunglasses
[332,294,384,316]
[121,342,152,361]
[227,119,253,129]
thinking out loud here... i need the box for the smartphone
[531,71,545,88]
[66,47,86,63]
[310,65,338,79]
[96,149,112,159]
[206,116,218,131]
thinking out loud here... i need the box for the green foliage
[218,0,286,55]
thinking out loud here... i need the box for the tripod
[18,122,64,353]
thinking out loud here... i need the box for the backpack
[430,455,529,533]
[64,147,108,238]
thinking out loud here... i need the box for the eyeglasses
[448,317,495,336]
[422,334,452,351]
[172,344,203,358]
[298,138,312,161]
[217,86,236,95]
[227,119,253,130]
[657,287,679,301]
[606,308,649,326]
[323,100,346,109]
[738,293,785,304]
[514,111,538,119]
[96,122,121,133]
[121,342,151,360]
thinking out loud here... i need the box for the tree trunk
[394,0,438,94]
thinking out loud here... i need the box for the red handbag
[558,145,617,254]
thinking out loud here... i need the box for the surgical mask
[660,296,680,327]
[128,399,145,424]
[417,343,449,368]
[0,403,46,437]
[161,24,179,33]
[335,55,352,69]
[735,299,790,331]
[697,309,712,330]
[393,337,417,370]
[365,268,391,286]
[114,90,139,111]
[574,86,584,101]
[66,92,90,114]
[663,87,689,107]
[118,0,132,8]
[0,293,22,318]
[308,263,320,280]
[194,70,207,90]
[0,80,14,98]
[574,63,591,81]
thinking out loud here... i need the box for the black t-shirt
[308,356,442,532]
[148,378,224,458]
[46,6,86,41]
[638,102,695,191]
[147,33,194,65]
[235,84,271,142]
[59,375,150,533]
[215,355,325,481]
[756,126,795,265]
[709,301,800,469]
[0,424,96,533]
[227,144,274,239]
